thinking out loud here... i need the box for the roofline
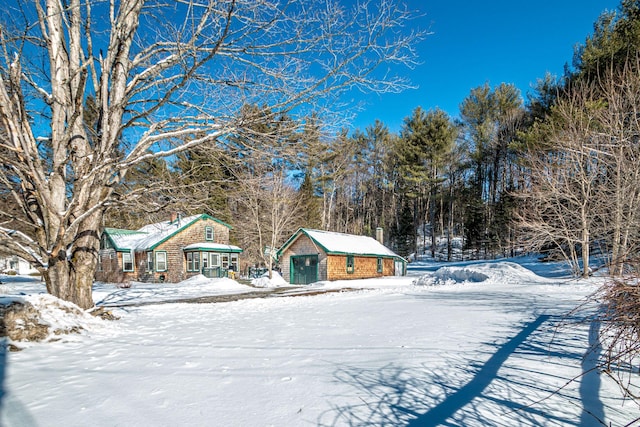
[276,228,309,257]
[276,228,407,263]
[183,245,243,253]
[200,213,233,230]
[147,214,231,251]
[324,251,405,261]
[102,228,147,252]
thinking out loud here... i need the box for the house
[276,228,406,285]
[96,213,242,283]
[0,255,40,276]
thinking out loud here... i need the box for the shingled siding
[146,218,231,283]
[97,218,232,283]
[279,234,399,283]
[326,255,395,281]
[279,235,328,283]
[96,250,137,283]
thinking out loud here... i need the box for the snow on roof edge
[279,228,405,261]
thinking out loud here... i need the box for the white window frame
[205,226,214,241]
[155,251,168,272]
[186,252,194,272]
[193,252,200,272]
[122,251,134,272]
[147,252,154,272]
[210,253,220,267]
[202,253,209,269]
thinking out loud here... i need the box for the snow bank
[251,271,288,288]
[178,274,249,291]
[1,294,108,346]
[413,262,548,287]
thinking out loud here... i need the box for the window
[100,234,112,250]
[156,252,167,272]
[186,252,194,272]
[210,253,220,266]
[97,254,103,272]
[205,226,214,241]
[377,257,383,273]
[147,252,154,272]
[193,252,200,272]
[346,255,354,274]
[122,251,134,272]
[202,253,209,269]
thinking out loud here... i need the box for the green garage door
[291,255,318,285]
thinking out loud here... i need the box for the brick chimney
[170,212,178,223]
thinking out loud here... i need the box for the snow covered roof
[103,228,148,252]
[103,214,232,252]
[278,228,405,261]
[183,243,243,253]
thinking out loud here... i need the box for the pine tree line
[102,1,640,277]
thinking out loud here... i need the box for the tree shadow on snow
[579,321,604,426]
[94,286,174,307]
[0,338,5,419]
[318,315,609,427]
[407,315,551,426]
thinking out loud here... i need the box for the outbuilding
[277,228,406,285]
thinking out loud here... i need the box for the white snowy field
[0,258,638,426]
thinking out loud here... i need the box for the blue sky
[349,0,621,132]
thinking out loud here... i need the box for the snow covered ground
[1,257,637,426]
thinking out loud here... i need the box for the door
[291,255,318,285]
[395,260,405,276]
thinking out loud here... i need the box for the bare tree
[0,0,423,308]
[517,56,640,278]
[232,162,303,278]
[594,59,640,276]
[516,81,605,277]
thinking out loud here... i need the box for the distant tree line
[107,1,640,281]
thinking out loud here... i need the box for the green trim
[184,246,243,253]
[276,228,304,258]
[326,250,400,259]
[147,217,200,251]
[148,214,230,251]
[346,255,354,274]
[103,228,147,252]
[204,226,214,241]
[199,214,233,230]
[276,228,406,263]
[290,254,318,285]
[276,228,331,258]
